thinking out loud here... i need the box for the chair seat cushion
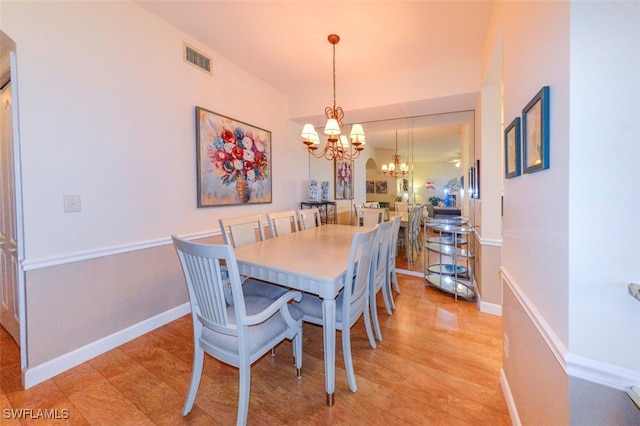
[242,278,288,299]
[298,291,345,322]
[200,295,302,356]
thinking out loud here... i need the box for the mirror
[308,110,475,274]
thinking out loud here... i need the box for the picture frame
[474,159,480,199]
[335,159,354,199]
[375,181,387,194]
[504,117,521,178]
[425,179,436,192]
[366,180,375,194]
[522,86,550,174]
[195,106,272,207]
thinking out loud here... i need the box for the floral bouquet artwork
[196,107,272,207]
[335,159,353,200]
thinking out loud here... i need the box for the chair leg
[342,326,357,392]
[237,359,251,426]
[381,279,393,316]
[294,326,303,378]
[363,300,377,350]
[370,289,382,341]
[182,345,204,416]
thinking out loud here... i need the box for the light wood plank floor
[0,275,509,425]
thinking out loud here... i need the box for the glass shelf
[426,263,468,276]
[425,274,475,300]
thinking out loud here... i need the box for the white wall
[568,1,640,370]
[2,1,307,263]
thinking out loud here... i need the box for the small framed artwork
[375,181,387,194]
[195,106,272,207]
[401,178,409,192]
[335,159,353,199]
[425,180,436,192]
[522,86,550,174]
[474,159,481,199]
[366,180,375,194]
[505,117,521,178]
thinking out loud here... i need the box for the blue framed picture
[522,86,550,174]
[504,117,521,178]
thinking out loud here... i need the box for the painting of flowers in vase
[335,159,353,200]
[196,107,272,207]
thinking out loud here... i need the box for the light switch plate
[63,195,81,212]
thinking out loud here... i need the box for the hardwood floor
[0,275,509,425]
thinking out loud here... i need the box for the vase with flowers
[206,126,269,203]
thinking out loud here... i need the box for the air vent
[184,43,212,75]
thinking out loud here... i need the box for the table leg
[322,298,336,406]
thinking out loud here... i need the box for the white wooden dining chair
[172,236,303,426]
[297,208,321,230]
[296,225,378,393]
[368,219,395,342]
[219,215,287,300]
[388,215,402,301]
[267,210,299,237]
[360,207,386,228]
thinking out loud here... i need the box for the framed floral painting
[195,106,272,207]
[335,159,353,200]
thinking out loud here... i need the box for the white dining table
[232,224,368,406]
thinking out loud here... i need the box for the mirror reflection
[308,110,474,274]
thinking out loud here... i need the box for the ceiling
[135,1,492,162]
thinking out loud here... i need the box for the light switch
[63,195,81,213]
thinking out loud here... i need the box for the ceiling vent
[184,43,212,75]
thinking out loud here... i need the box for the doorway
[0,30,26,386]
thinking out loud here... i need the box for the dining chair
[267,210,299,237]
[296,225,378,393]
[172,236,303,426]
[368,220,395,342]
[360,207,385,228]
[297,208,321,230]
[353,203,364,226]
[388,215,402,300]
[406,205,424,263]
[219,215,287,300]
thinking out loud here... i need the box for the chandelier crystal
[381,130,408,179]
[301,34,365,161]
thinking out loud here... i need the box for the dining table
[232,223,369,406]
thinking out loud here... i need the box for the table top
[233,224,368,298]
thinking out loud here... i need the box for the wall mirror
[308,110,475,274]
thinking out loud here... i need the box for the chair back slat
[219,214,265,248]
[267,210,299,237]
[297,208,321,230]
[343,226,378,326]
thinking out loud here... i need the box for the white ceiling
[135,0,492,161]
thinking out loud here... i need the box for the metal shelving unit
[424,218,475,301]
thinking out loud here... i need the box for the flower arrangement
[206,126,269,186]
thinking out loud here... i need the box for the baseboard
[479,299,503,316]
[500,266,640,393]
[23,302,190,389]
[566,353,640,392]
[501,368,522,426]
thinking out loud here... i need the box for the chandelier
[301,34,365,161]
[381,130,408,179]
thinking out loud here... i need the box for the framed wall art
[366,180,375,194]
[335,159,353,199]
[522,86,550,174]
[474,159,481,199]
[195,106,272,207]
[505,117,521,178]
[375,181,387,194]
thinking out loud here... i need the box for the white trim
[566,353,640,392]
[23,302,190,388]
[501,368,522,426]
[479,299,503,316]
[500,266,640,393]
[21,230,219,271]
[475,229,503,247]
[500,266,568,369]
